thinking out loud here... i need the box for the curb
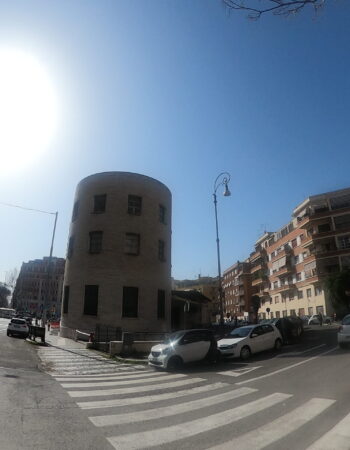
[113,355,148,365]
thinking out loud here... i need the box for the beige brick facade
[60,172,172,338]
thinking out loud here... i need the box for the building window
[84,285,98,316]
[122,286,138,318]
[296,272,302,281]
[275,296,279,303]
[128,195,142,215]
[158,240,166,262]
[276,311,280,318]
[159,204,166,224]
[63,286,69,314]
[298,290,304,299]
[89,231,103,254]
[306,288,312,298]
[157,289,166,319]
[308,306,314,315]
[315,286,322,296]
[338,235,350,249]
[72,201,79,222]
[125,233,140,255]
[282,310,287,317]
[67,236,74,259]
[93,194,107,213]
[291,239,297,248]
[300,234,305,241]
[290,309,296,316]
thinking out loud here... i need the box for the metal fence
[94,324,122,343]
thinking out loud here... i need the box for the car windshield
[163,331,185,345]
[228,326,254,338]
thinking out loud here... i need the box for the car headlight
[226,344,238,349]
[162,347,172,355]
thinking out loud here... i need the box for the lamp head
[223,182,231,197]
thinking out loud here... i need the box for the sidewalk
[44,328,148,364]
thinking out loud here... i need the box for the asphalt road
[0,318,112,450]
[1,318,350,450]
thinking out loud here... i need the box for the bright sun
[0,48,58,171]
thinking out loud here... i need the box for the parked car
[7,318,29,338]
[269,317,303,343]
[300,315,310,324]
[337,314,350,348]
[217,324,282,360]
[148,329,218,370]
[209,323,239,340]
[308,314,325,325]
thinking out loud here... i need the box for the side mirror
[251,333,258,338]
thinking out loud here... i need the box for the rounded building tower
[60,172,171,338]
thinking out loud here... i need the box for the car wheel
[274,338,282,350]
[167,356,183,371]
[240,346,251,361]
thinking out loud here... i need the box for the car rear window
[11,319,26,324]
[342,315,350,325]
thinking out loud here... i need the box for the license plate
[14,325,20,328]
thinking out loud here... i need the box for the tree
[251,295,261,323]
[323,269,350,317]
[223,0,325,20]
[0,284,11,308]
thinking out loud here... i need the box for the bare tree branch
[222,0,325,19]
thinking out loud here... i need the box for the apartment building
[222,261,252,320]
[258,187,350,319]
[12,257,65,317]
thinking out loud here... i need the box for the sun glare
[0,48,58,171]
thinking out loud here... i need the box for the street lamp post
[213,172,231,325]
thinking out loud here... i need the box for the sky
[0,0,350,283]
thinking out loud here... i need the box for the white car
[308,314,321,325]
[218,324,283,360]
[338,314,350,348]
[7,318,29,338]
[148,329,217,370]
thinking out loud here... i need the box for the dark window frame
[122,286,138,318]
[72,201,79,222]
[83,285,99,316]
[89,231,103,254]
[93,194,107,214]
[159,204,166,224]
[67,235,75,259]
[124,233,140,255]
[128,195,142,216]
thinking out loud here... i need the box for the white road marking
[306,411,350,449]
[276,344,326,358]
[61,373,186,388]
[54,371,158,382]
[68,377,204,397]
[107,392,291,449]
[217,366,262,377]
[236,347,338,385]
[89,386,257,427]
[77,382,228,409]
[209,398,335,450]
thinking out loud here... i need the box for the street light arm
[214,172,231,195]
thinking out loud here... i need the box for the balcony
[275,264,295,277]
[270,283,296,294]
[271,245,292,262]
[251,263,263,274]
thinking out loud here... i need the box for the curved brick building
[60,172,172,338]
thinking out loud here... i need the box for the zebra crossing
[50,364,350,450]
[37,346,148,375]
